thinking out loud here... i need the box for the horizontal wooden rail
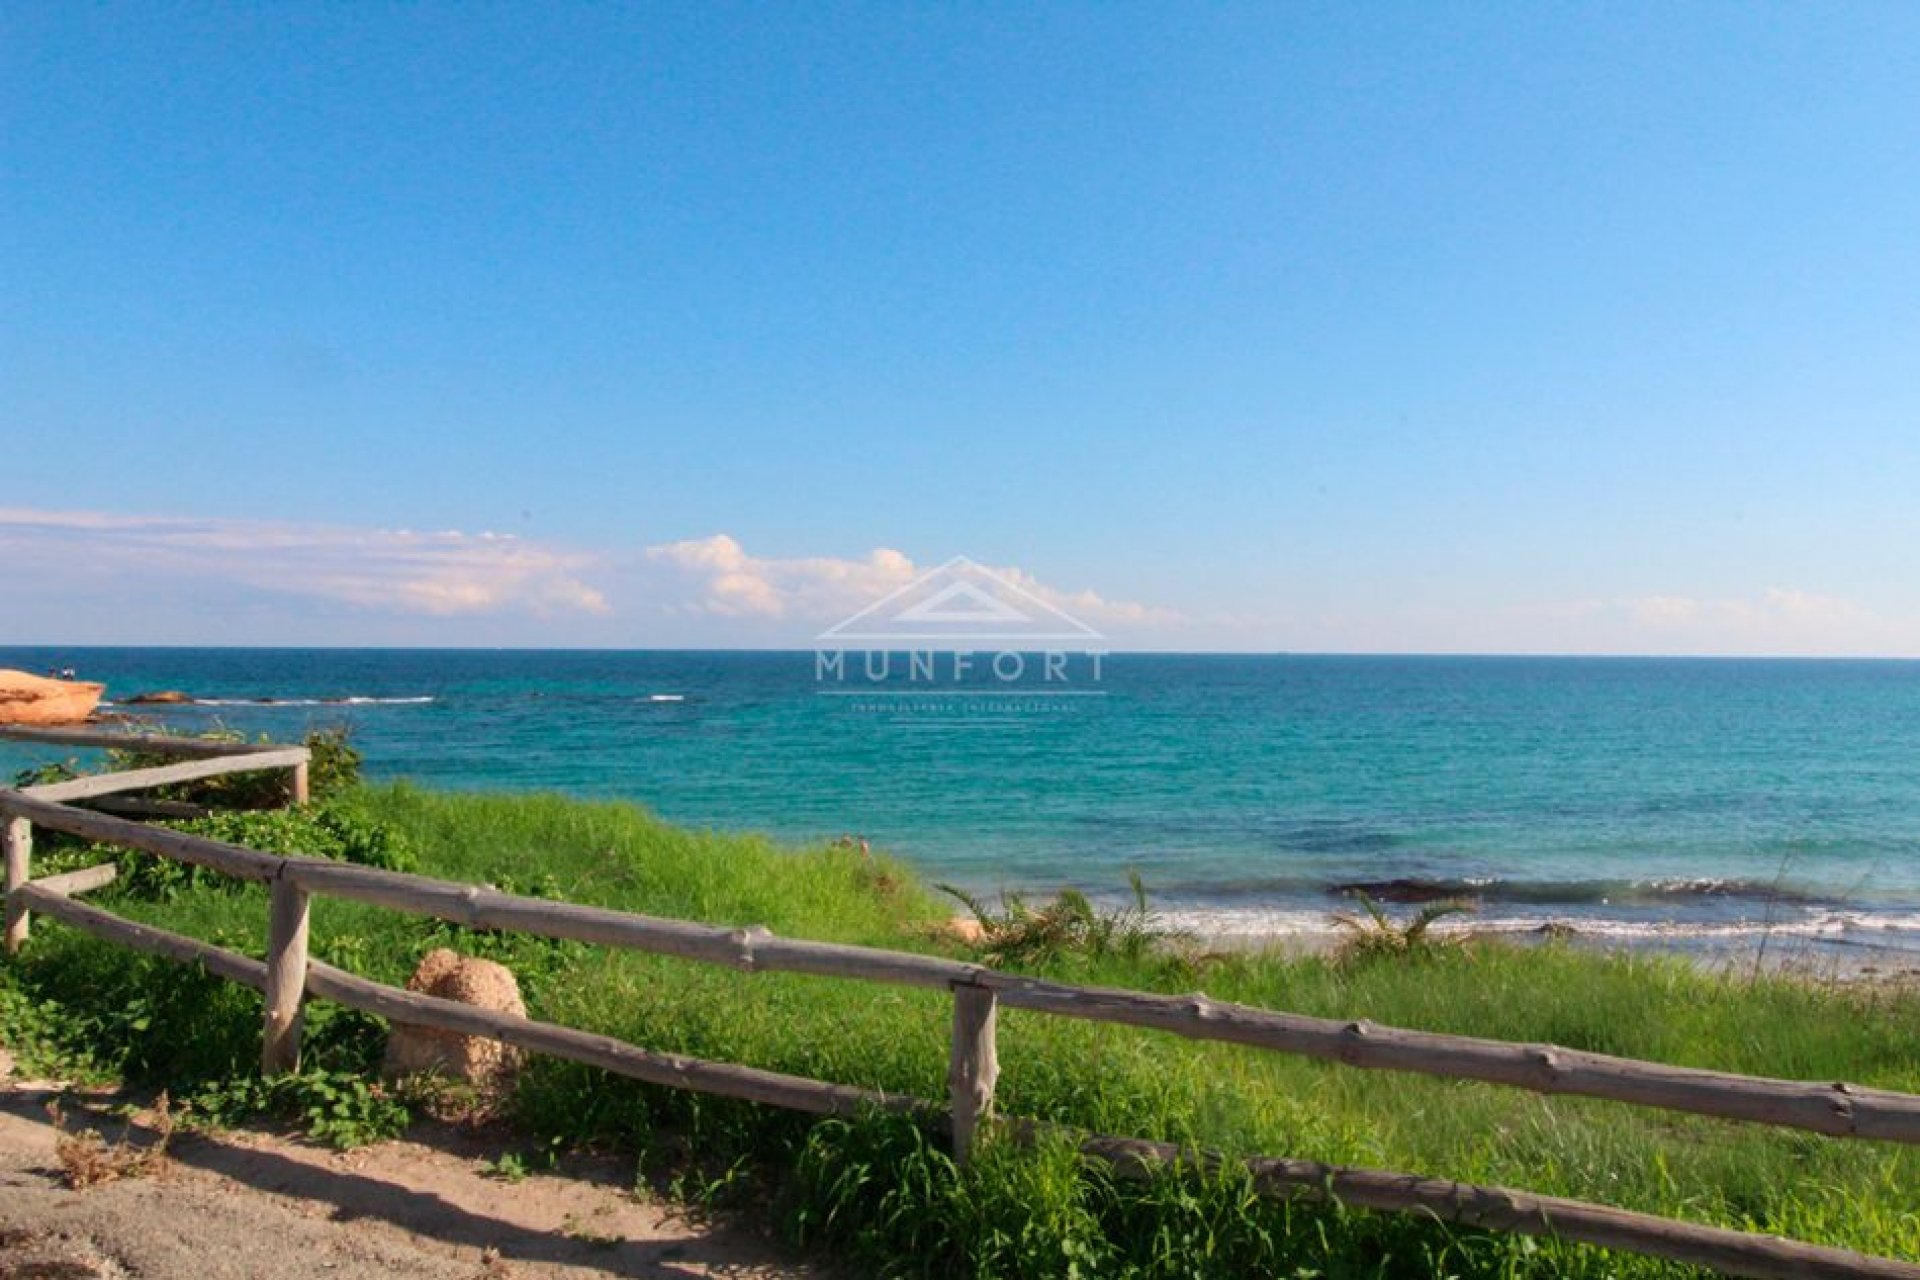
[303,851,1920,1141]
[0,791,280,882]
[1077,1134,1920,1280]
[15,883,269,991]
[32,862,118,897]
[23,747,309,804]
[284,860,981,989]
[10,786,1920,1148]
[305,960,925,1119]
[0,725,290,759]
[18,865,929,1120]
[981,976,1920,1145]
[18,875,1917,1280]
[82,796,213,820]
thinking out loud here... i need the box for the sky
[5,2,1919,654]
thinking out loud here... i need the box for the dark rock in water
[1534,921,1578,939]
[124,690,194,705]
[1335,878,1467,904]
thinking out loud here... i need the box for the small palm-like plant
[939,872,1178,968]
[1329,891,1476,963]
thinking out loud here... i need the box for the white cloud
[643,534,1178,630]
[1756,587,1869,625]
[0,506,610,619]
[1511,586,1891,655]
[0,510,1183,647]
[4,507,1904,655]
[982,565,1181,628]
[644,535,916,618]
[1610,588,1871,634]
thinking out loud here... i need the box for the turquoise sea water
[6,647,1920,961]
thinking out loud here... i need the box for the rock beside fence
[381,949,525,1088]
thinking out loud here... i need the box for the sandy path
[0,1062,827,1280]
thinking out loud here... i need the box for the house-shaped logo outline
[817,556,1105,645]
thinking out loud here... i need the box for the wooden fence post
[949,981,999,1164]
[262,875,311,1074]
[290,761,310,807]
[4,818,32,955]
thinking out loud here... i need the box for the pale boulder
[381,948,526,1088]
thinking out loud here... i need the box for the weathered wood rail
[1,729,1917,1279]
[0,725,309,953]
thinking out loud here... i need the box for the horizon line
[5,643,1920,662]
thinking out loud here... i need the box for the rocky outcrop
[0,669,105,726]
[123,690,194,705]
[380,948,525,1089]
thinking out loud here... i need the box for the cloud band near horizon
[0,506,1906,655]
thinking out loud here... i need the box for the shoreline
[1164,915,1920,986]
[1063,884,1920,978]
[11,651,1920,978]
[13,701,1920,983]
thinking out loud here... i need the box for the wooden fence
[2,727,1918,1280]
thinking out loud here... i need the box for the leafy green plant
[171,805,416,871]
[1329,891,1477,963]
[480,1150,531,1182]
[32,802,418,903]
[185,1068,408,1149]
[295,1070,409,1147]
[11,757,81,788]
[100,726,363,809]
[939,872,1181,969]
[300,729,365,803]
[782,1110,963,1263]
[0,978,106,1081]
[81,956,262,1082]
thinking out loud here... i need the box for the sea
[6,647,1920,968]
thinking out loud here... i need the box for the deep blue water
[6,647,1920,959]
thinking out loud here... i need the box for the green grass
[5,780,1920,1277]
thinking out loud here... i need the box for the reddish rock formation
[0,669,104,726]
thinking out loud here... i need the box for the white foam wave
[647,694,686,703]
[1153,906,1920,946]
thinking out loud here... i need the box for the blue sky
[5,2,1918,653]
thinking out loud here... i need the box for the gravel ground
[0,1059,826,1280]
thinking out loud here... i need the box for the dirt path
[0,1061,827,1280]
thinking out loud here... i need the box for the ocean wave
[1329,875,1833,908]
[1136,871,1849,910]
[1154,904,1920,948]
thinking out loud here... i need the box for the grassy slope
[5,782,1920,1277]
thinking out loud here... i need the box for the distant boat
[0,668,106,726]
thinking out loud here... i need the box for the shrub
[33,804,416,903]
[1329,891,1477,963]
[101,726,363,809]
[186,1068,409,1149]
[939,873,1183,970]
